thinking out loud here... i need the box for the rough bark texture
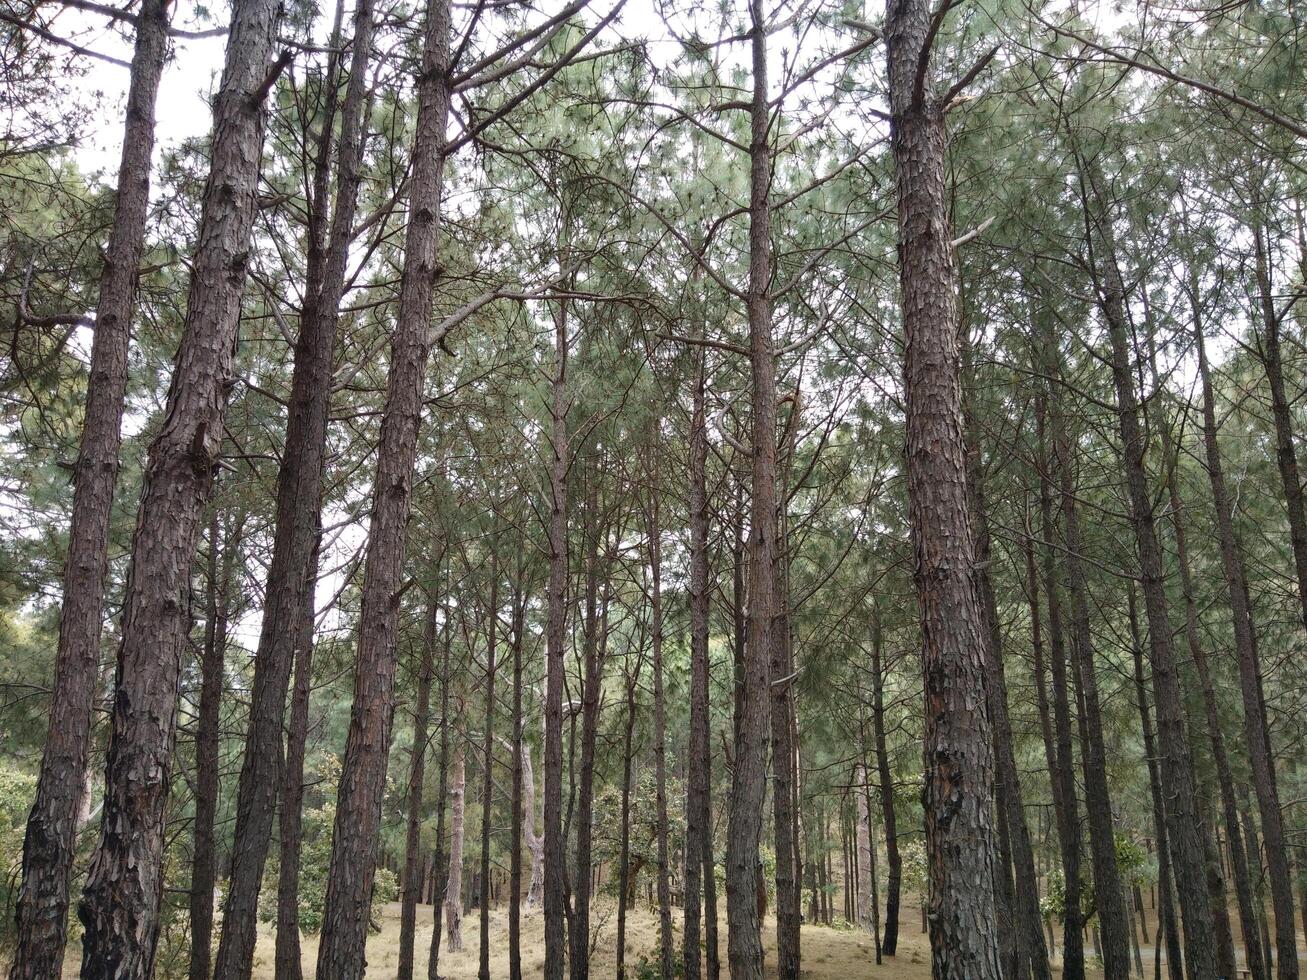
[274,539,319,980]
[884,0,1001,971]
[543,204,572,980]
[312,0,449,969]
[646,488,675,980]
[213,0,374,971]
[478,569,499,980]
[445,747,466,953]
[1029,341,1085,980]
[398,600,438,980]
[725,2,778,977]
[188,511,236,980]
[1043,301,1131,980]
[10,4,169,975]
[1193,281,1295,980]
[76,0,282,972]
[1087,164,1218,980]
[869,613,901,957]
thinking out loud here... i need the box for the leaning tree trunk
[1084,160,1218,979]
[884,0,1001,970]
[11,5,170,976]
[1192,275,1295,980]
[726,0,780,976]
[76,0,283,972]
[212,0,374,972]
[312,0,449,971]
[189,509,239,980]
[398,600,439,980]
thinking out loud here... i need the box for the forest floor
[249,899,936,978]
[246,899,1307,978]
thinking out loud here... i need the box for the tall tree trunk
[884,0,1001,971]
[964,336,1052,980]
[868,611,901,956]
[189,509,238,980]
[1239,234,1302,980]
[1141,321,1258,980]
[12,4,171,975]
[427,608,454,980]
[213,0,374,971]
[1040,292,1131,979]
[521,741,544,910]
[508,577,526,980]
[1024,363,1087,980]
[76,0,284,971]
[479,566,500,980]
[445,747,466,953]
[684,335,714,980]
[1189,278,1282,980]
[1083,162,1218,980]
[313,0,449,970]
[274,531,320,980]
[615,671,640,980]
[646,479,675,979]
[399,599,439,980]
[543,199,573,980]
[726,1,780,976]
[1252,221,1307,628]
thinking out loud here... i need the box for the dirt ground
[249,900,939,978]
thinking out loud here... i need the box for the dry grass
[249,900,938,978]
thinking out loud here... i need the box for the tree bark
[868,611,901,957]
[399,599,439,980]
[427,606,454,980]
[312,0,449,970]
[189,508,238,980]
[76,0,283,971]
[478,565,500,980]
[11,4,171,975]
[645,478,675,980]
[726,1,780,977]
[213,0,373,970]
[1084,161,1218,979]
[508,575,526,980]
[445,747,466,953]
[683,333,714,980]
[884,0,1001,970]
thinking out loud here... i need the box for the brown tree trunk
[1084,162,1218,979]
[645,477,675,979]
[884,0,1001,970]
[445,747,467,953]
[427,606,454,980]
[964,334,1052,980]
[868,612,901,957]
[76,0,284,972]
[508,575,526,980]
[213,0,374,971]
[1041,293,1132,979]
[399,599,439,980]
[312,0,449,971]
[615,669,640,980]
[543,199,573,980]
[189,508,238,980]
[683,334,714,980]
[274,531,320,980]
[1029,354,1085,980]
[479,565,500,980]
[726,2,780,977]
[11,4,171,975]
